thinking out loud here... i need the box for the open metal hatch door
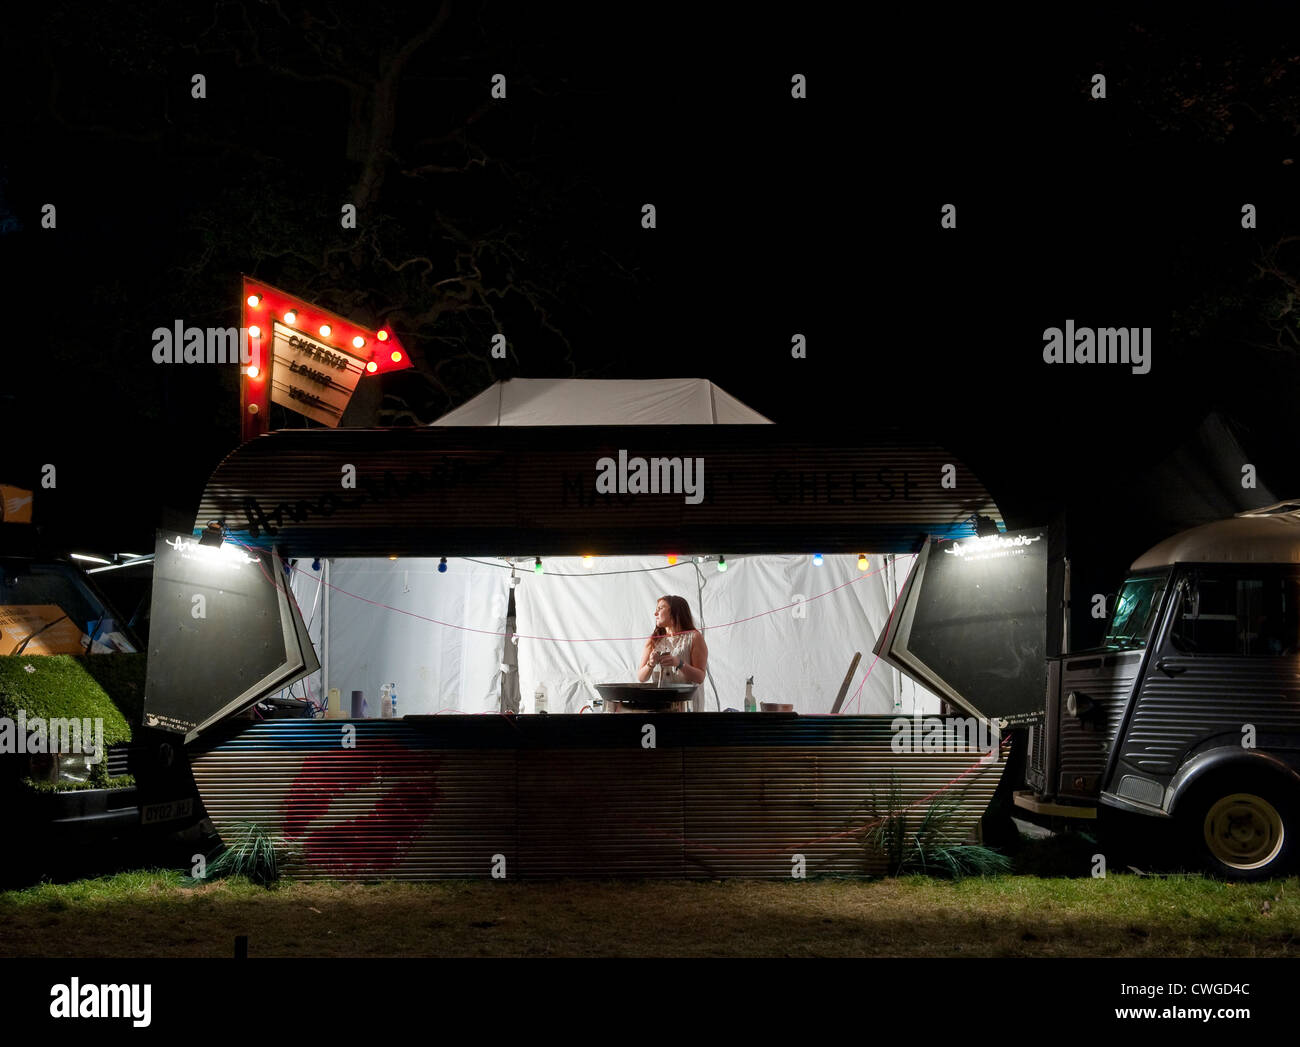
[143,530,319,742]
[874,526,1049,726]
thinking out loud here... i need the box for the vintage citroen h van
[1024,502,1300,879]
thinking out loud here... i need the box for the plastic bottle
[380,683,393,719]
[389,683,398,718]
[534,682,547,714]
[744,677,757,712]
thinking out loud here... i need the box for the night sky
[3,7,1298,627]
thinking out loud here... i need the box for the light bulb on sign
[390,350,403,363]
[248,325,261,338]
[534,557,544,575]
[666,554,678,565]
[858,554,869,571]
[377,329,389,342]
[582,555,595,568]
[438,557,448,573]
[365,361,378,373]
[246,365,260,379]
[284,309,297,325]
[812,553,823,566]
[717,555,727,573]
[319,324,331,338]
[353,336,365,349]
[246,294,262,308]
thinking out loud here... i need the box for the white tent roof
[432,378,772,426]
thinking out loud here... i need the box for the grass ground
[1,869,1295,958]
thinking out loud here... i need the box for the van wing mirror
[143,531,319,742]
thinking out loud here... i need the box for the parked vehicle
[878,502,1300,880]
[1020,502,1300,879]
[0,553,207,885]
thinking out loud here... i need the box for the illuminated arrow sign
[240,276,412,439]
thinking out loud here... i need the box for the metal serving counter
[189,713,1006,880]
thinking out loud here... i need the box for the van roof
[1131,504,1300,570]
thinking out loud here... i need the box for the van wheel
[1180,777,1295,881]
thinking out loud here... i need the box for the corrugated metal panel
[194,426,1003,557]
[683,743,1004,878]
[518,749,684,876]
[191,722,515,880]
[1025,662,1055,793]
[1025,721,1045,793]
[189,716,1006,880]
[1121,652,1300,778]
[1055,651,1141,797]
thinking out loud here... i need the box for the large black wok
[594,682,696,706]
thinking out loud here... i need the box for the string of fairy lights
[291,554,898,642]
[337,510,991,578]
[357,552,876,577]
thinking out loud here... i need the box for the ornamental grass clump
[190,822,291,887]
[862,773,1011,879]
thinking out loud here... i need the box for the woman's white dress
[653,631,703,711]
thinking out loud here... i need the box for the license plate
[141,798,193,825]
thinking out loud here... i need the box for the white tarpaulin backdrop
[515,554,939,715]
[288,557,510,715]
[289,553,939,716]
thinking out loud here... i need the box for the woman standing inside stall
[636,595,709,711]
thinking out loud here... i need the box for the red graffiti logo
[282,738,440,875]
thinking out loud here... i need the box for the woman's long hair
[652,595,696,637]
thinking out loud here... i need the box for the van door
[873,527,1050,725]
[142,531,319,743]
[1109,565,1300,798]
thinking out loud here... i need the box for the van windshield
[1104,572,1170,649]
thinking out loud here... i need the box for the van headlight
[55,752,95,785]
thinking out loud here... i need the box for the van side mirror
[1066,690,1097,719]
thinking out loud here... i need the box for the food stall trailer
[143,424,1027,879]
